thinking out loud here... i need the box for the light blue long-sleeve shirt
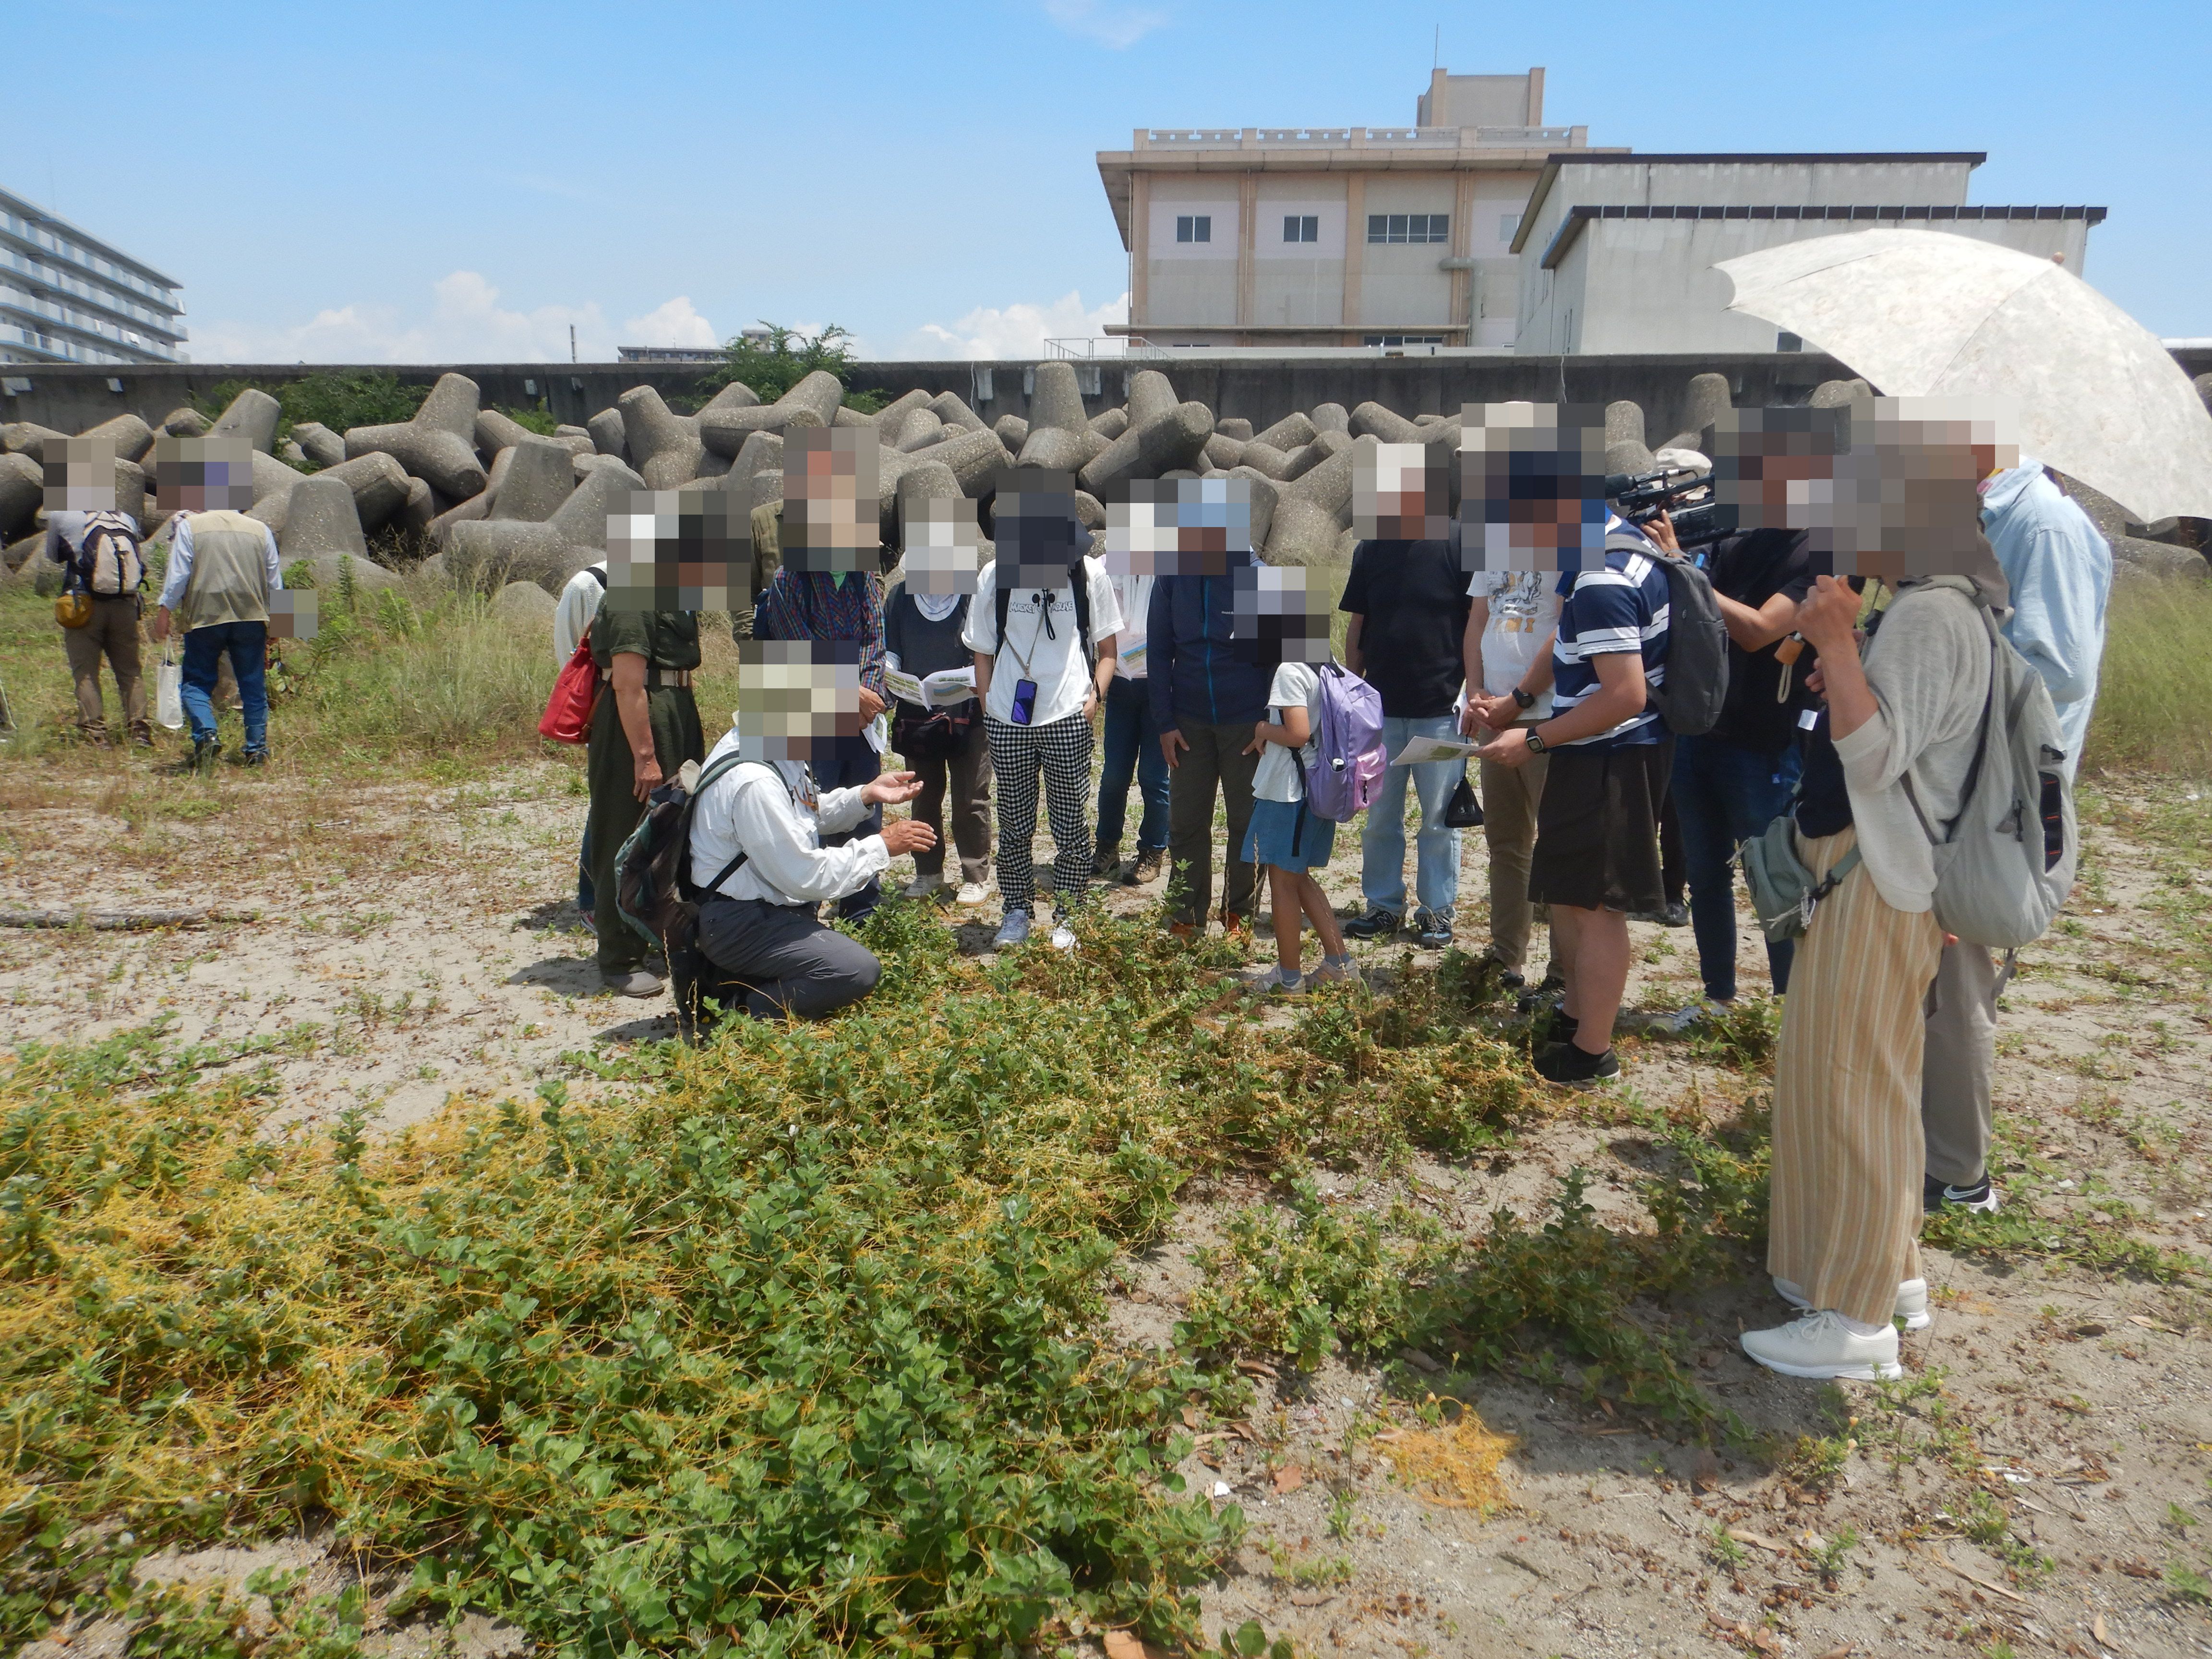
[1980,460,2110,770]
[156,513,284,613]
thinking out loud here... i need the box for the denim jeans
[578,824,594,914]
[1096,675,1170,856]
[1671,733,1803,1001]
[1359,713,1463,918]
[179,620,268,752]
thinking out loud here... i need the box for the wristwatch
[1525,729,1547,754]
[1511,686,1536,710]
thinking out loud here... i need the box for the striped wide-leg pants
[1768,827,1946,1328]
[985,711,1094,918]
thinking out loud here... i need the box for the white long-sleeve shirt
[686,728,889,906]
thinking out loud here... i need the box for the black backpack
[613,754,793,1030]
[1626,529,1729,738]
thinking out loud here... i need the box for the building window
[1499,213,1520,242]
[1777,331,1804,353]
[1367,213,1449,245]
[1175,215,1211,243]
[1363,334,1445,347]
[1282,214,1318,244]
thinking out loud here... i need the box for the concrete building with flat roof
[1099,74,2104,359]
[0,185,187,367]
[1096,70,1619,350]
[1510,153,2103,355]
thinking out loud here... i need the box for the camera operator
[1643,411,1837,1030]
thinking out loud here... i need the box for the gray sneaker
[992,911,1033,950]
[1412,908,1455,948]
[1342,906,1402,941]
[602,968,665,998]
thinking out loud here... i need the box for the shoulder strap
[1070,560,1093,661]
[586,566,608,589]
[1897,598,2002,846]
[995,580,1011,657]
[689,755,795,897]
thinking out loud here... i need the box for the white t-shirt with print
[1252,659,1323,804]
[962,555,1123,728]
[1467,569,1562,716]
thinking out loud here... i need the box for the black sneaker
[189,740,220,776]
[1535,1041,1619,1086]
[1924,1174,2000,1215]
[1343,907,1403,940]
[1412,908,1455,948]
[1628,901,1692,927]
[1515,972,1565,1016]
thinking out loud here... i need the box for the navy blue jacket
[1148,559,1273,732]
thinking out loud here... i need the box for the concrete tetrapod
[1017,426,1092,472]
[1350,401,1423,444]
[1078,401,1214,498]
[1125,370,1177,428]
[0,422,68,461]
[903,427,1015,497]
[292,422,348,469]
[697,382,834,455]
[1202,433,1246,471]
[1215,417,1254,442]
[442,459,644,594]
[0,453,42,538]
[489,580,559,628]
[1251,410,1316,451]
[276,475,370,561]
[160,406,211,437]
[872,389,934,447]
[345,373,488,500]
[697,381,761,416]
[1808,378,1872,409]
[618,386,705,490]
[1607,440,1655,478]
[1606,400,1646,447]
[208,387,282,455]
[1027,360,1089,434]
[1088,407,1129,441]
[928,390,985,433]
[301,552,400,596]
[993,414,1030,454]
[896,409,946,453]
[475,409,538,457]
[490,436,578,522]
[1225,467,1280,551]
[587,409,628,459]
[77,413,155,465]
[400,477,437,535]
[1309,402,1351,436]
[1681,373,1732,444]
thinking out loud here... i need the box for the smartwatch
[1511,686,1536,711]
[1525,729,1547,754]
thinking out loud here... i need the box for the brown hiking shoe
[73,721,112,749]
[1127,848,1165,885]
[1092,843,1120,878]
[128,720,155,749]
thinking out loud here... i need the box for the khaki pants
[1479,733,1553,974]
[1166,719,1260,925]
[1769,828,1944,1327]
[63,594,146,733]
[1921,940,2004,1189]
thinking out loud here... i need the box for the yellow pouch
[55,591,93,629]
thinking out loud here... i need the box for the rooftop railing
[1131,126,1580,151]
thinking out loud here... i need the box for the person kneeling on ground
[685,639,935,1025]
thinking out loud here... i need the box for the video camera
[1604,466,1739,549]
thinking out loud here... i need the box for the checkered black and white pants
[985,711,1094,917]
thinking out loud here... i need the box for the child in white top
[1237,569,1359,993]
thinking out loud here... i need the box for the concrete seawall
[8,348,2209,450]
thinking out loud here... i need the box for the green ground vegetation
[699,326,884,414]
[2083,575,2212,778]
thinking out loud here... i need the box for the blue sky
[8,0,2206,361]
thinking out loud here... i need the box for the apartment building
[0,184,188,368]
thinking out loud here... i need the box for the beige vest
[180,511,271,630]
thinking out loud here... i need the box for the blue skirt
[1244,796,1336,872]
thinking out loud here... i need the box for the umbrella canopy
[1716,228,2212,523]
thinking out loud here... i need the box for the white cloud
[1041,0,1167,48]
[892,289,1130,360]
[619,295,719,349]
[190,271,716,364]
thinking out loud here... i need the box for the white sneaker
[955,881,991,907]
[1244,963,1308,995]
[902,873,944,901]
[1310,957,1364,988]
[1741,1310,1902,1380]
[1049,924,1078,951]
[992,911,1032,950]
[1774,1275,1931,1331]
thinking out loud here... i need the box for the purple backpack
[1302,662,1388,823]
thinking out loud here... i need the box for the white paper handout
[1388,734,1484,768]
[886,666,978,709]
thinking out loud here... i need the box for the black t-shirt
[1338,539,1472,719]
[1703,529,1815,752]
[1793,707,1853,837]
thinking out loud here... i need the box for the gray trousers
[697,896,882,1022]
[1921,940,2008,1187]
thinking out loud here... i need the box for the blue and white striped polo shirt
[1550,526,1671,750]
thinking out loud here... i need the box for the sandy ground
[3,752,2208,1658]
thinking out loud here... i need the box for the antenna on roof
[1432,24,1440,70]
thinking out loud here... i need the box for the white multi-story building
[0,185,188,367]
[1097,72,2103,357]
